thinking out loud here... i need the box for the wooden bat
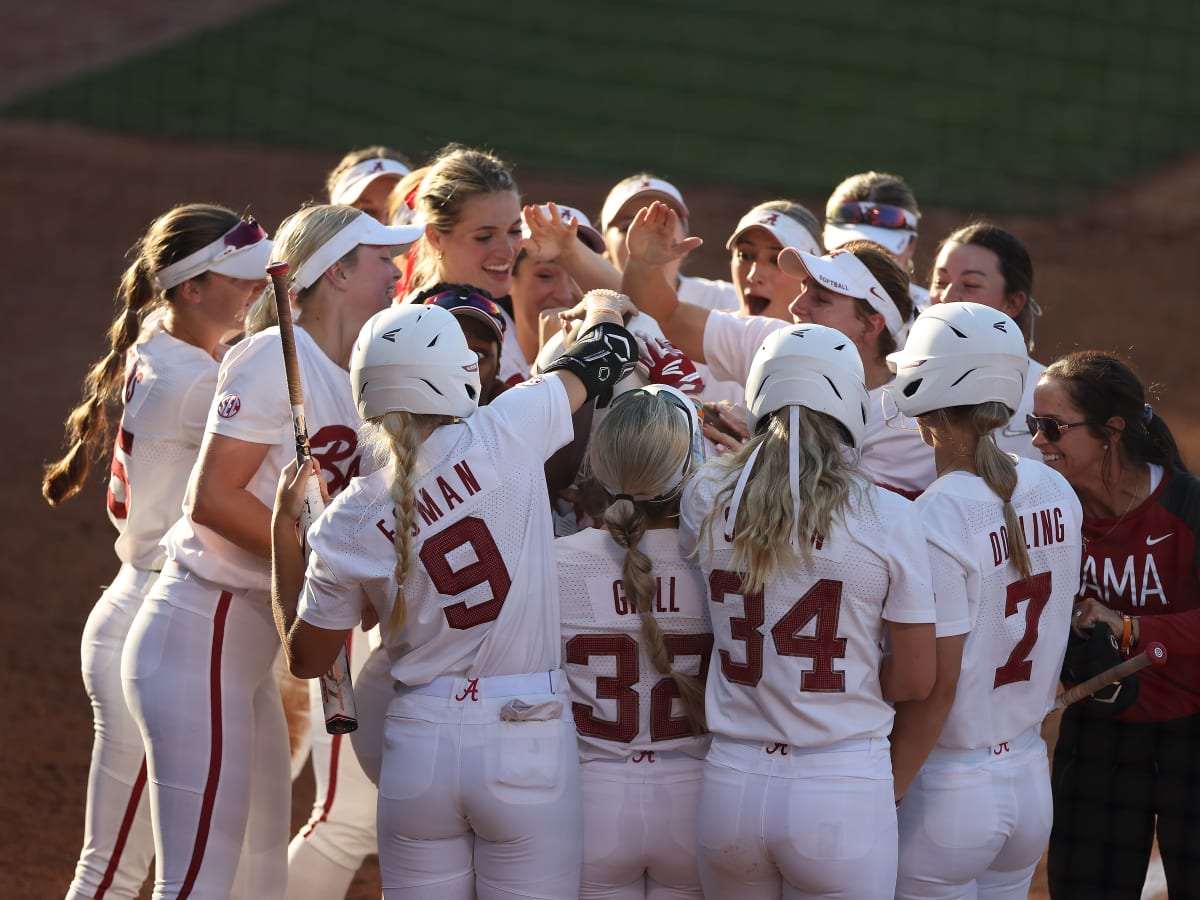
[268,261,358,735]
[1051,641,1167,712]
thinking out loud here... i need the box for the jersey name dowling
[988,504,1071,568]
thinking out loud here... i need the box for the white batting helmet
[350,304,481,420]
[744,324,869,447]
[886,301,1027,417]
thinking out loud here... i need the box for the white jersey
[298,376,573,685]
[107,323,219,570]
[680,465,938,748]
[497,306,532,386]
[163,325,369,590]
[703,311,937,493]
[993,358,1044,461]
[678,274,740,312]
[860,386,937,495]
[556,527,712,761]
[916,460,1082,750]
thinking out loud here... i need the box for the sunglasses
[1025,414,1095,442]
[423,288,507,336]
[222,217,267,251]
[827,202,917,231]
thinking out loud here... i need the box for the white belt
[403,669,562,701]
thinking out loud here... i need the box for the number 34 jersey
[556,528,713,762]
[680,470,938,749]
[298,376,573,686]
[916,460,1083,751]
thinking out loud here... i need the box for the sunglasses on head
[1025,414,1096,442]
[222,217,267,251]
[423,288,507,336]
[827,202,917,231]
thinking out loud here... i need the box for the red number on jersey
[106,425,135,520]
[419,516,512,630]
[710,570,846,691]
[993,571,1053,689]
[709,570,764,686]
[566,632,714,743]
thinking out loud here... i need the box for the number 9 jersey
[297,376,574,682]
[680,472,939,749]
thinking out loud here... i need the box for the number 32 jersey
[916,461,1083,750]
[556,527,713,761]
[680,470,938,749]
[298,376,573,685]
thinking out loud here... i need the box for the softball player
[621,202,936,494]
[885,302,1082,899]
[679,323,937,899]
[822,170,929,310]
[271,293,638,898]
[44,204,271,900]
[408,146,531,386]
[327,145,412,224]
[121,205,421,899]
[556,385,710,899]
[928,223,1044,460]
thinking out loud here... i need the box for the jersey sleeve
[880,497,938,626]
[488,373,574,461]
[207,332,290,445]
[701,311,786,385]
[178,365,220,442]
[297,507,365,632]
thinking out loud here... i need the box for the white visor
[291,213,423,291]
[726,205,821,257]
[600,177,689,232]
[330,158,411,207]
[779,247,907,340]
[823,222,915,257]
[154,219,273,290]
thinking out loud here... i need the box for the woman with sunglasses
[823,170,929,311]
[408,146,532,387]
[1032,352,1200,899]
[556,385,711,899]
[885,303,1082,900]
[43,204,271,899]
[680,323,937,899]
[929,223,1044,460]
[271,292,639,898]
[620,202,935,496]
[120,205,420,899]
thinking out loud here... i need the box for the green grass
[7,0,1200,211]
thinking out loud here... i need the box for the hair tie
[1143,402,1153,424]
[613,493,635,505]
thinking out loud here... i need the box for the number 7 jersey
[680,470,938,749]
[916,460,1083,750]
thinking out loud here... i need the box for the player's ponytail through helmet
[589,388,707,734]
[42,203,244,506]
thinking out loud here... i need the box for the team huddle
[45,145,1200,900]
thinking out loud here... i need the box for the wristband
[1119,614,1133,656]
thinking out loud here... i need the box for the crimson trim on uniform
[300,635,352,839]
[178,590,232,899]
[93,756,148,899]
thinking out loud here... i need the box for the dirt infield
[4,116,1194,896]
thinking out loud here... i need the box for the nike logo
[1146,533,1174,546]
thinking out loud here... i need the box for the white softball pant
[578,752,704,899]
[67,564,157,900]
[896,725,1052,900]
[286,626,378,900]
[122,562,290,899]
[378,670,583,899]
[347,643,391,787]
[696,735,899,900]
